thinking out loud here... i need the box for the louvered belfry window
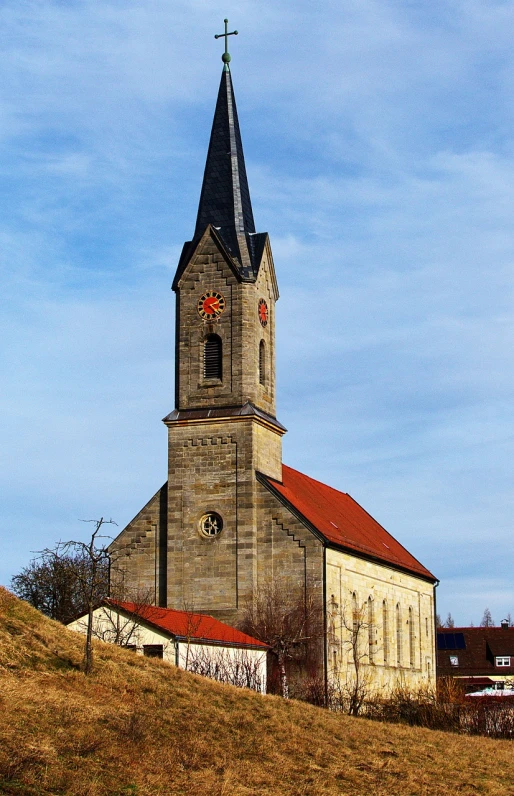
[204,334,222,380]
[259,339,265,385]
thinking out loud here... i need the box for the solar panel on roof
[437,632,466,650]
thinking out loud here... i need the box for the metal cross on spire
[214,18,238,69]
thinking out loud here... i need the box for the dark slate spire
[173,60,269,288]
[195,70,254,243]
[189,68,266,280]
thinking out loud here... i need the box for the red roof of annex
[262,465,436,582]
[106,600,268,648]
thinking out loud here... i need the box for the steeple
[174,50,268,286]
[194,68,257,276]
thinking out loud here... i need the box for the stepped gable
[261,465,436,581]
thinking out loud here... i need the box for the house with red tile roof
[109,44,437,698]
[437,625,514,693]
[68,600,268,692]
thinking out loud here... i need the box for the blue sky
[1,0,513,626]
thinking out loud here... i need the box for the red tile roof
[106,600,268,649]
[262,465,436,581]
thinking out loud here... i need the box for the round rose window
[199,512,223,538]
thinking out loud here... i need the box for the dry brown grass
[0,586,513,796]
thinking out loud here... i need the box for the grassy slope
[0,588,513,796]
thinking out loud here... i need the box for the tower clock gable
[174,226,278,417]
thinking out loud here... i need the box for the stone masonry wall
[166,417,283,621]
[326,547,436,693]
[109,484,167,606]
[175,230,277,417]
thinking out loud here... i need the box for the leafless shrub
[362,680,514,739]
[462,698,514,739]
[185,646,264,692]
[289,674,327,706]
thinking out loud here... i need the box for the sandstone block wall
[165,417,283,622]
[326,547,436,692]
[174,230,277,417]
[109,484,167,606]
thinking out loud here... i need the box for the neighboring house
[108,47,437,697]
[437,624,514,692]
[67,600,268,693]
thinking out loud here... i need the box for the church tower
[111,37,290,621]
[162,53,285,619]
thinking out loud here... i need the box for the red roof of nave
[107,601,268,648]
[262,465,436,582]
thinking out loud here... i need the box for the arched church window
[409,606,415,668]
[204,334,222,380]
[351,591,359,651]
[383,600,389,665]
[396,603,402,667]
[259,339,266,385]
[367,597,374,663]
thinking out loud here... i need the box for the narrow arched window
[409,607,415,668]
[367,597,374,663]
[383,600,389,665]
[204,334,222,380]
[259,339,266,385]
[396,603,402,667]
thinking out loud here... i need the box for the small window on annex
[449,655,459,667]
[143,645,164,659]
[496,656,511,667]
[204,334,222,380]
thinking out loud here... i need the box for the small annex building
[437,625,514,693]
[68,600,268,693]
[109,36,438,698]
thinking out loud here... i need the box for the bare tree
[445,612,455,628]
[40,518,116,674]
[239,580,321,699]
[178,602,206,671]
[480,607,495,628]
[10,549,108,624]
[85,590,156,648]
[334,596,376,716]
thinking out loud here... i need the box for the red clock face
[258,298,268,327]
[198,291,226,320]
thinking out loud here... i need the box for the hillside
[0,588,513,796]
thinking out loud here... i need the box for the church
[110,30,437,696]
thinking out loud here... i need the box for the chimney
[500,619,509,629]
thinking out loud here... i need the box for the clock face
[258,298,268,327]
[197,291,226,320]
